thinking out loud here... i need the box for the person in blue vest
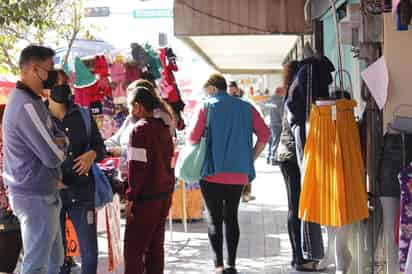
[47,70,105,274]
[188,74,270,274]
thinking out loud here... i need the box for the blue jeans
[60,201,98,274]
[268,126,282,161]
[9,193,64,274]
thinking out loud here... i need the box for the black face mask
[43,70,58,90]
[37,66,58,90]
[51,84,71,104]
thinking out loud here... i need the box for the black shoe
[271,159,280,166]
[223,267,238,274]
[294,261,325,272]
[67,257,79,268]
[59,263,72,274]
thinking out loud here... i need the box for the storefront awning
[180,35,298,74]
[174,0,308,74]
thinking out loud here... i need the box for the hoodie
[285,56,335,129]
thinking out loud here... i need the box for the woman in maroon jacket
[124,83,175,274]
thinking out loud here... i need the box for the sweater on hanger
[285,56,335,129]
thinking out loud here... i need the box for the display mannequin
[335,225,352,273]
[318,226,352,273]
[318,227,336,269]
[380,197,400,274]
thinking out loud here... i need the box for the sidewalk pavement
[89,158,334,274]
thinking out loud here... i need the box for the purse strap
[202,102,210,138]
[79,107,92,150]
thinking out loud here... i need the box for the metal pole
[305,0,345,89]
[329,0,345,90]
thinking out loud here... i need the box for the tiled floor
[91,158,336,274]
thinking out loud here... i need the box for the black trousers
[280,160,304,264]
[200,180,244,268]
[0,230,22,273]
[293,124,324,260]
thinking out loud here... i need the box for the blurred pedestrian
[228,81,242,97]
[3,45,67,274]
[124,83,175,274]
[188,74,269,273]
[265,86,285,165]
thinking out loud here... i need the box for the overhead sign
[84,7,110,17]
[132,9,173,19]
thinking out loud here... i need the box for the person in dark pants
[200,181,244,268]
[0,104,22,274]
[124,83,175,274]
[47,70,106,274]
[266,87,284,165]
[277,61,322,271]
[188,75,270,273]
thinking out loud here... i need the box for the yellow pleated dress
[298,99,369,227]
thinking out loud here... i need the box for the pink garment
[188,105,270,185]
[113,83,127,104]
[110,61,126,83]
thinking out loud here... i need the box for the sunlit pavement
[90,157,334,274]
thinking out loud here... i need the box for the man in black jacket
[48,70,106,274]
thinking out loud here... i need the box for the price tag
[332,105,337,121]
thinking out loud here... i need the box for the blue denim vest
[202,91,256,182]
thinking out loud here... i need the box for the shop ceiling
[174,0,309,74]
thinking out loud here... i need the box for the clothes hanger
[316,69,354,106]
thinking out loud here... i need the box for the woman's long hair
[283,61,300,91]
[127,80,175,121]
[282,61,300,101]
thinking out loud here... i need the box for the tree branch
[2,26,30,42]
[0,45,18,72]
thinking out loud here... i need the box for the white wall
[383,14,412,129]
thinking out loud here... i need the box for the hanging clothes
[94,55,109,78]
[97,77,112,98]
[113,83,127,105]
[110,60,126,84]
[114,110,128,130]
[159,47,186,130]
[74,84,99,108]
[131,43,150,69]
[144,44,163,80]
[125,62,141,84]
[379,134,412,197]
[299,99,369,227]
[399,165,412,272]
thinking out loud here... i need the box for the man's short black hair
[204,74,227,91]
[229,81,238,88]
[19,45,55,69]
